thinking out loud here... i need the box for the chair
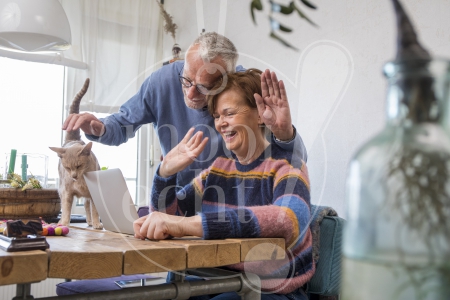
[177,205,345,300]
[308,205,345,300]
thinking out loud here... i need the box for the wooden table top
[0,224,285,285]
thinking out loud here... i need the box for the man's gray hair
[190,32,238,73]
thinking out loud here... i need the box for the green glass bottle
[341,1,450,299]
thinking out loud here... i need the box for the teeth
[224,131,235,137]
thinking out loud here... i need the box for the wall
[160,0,450,216]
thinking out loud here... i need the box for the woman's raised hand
[158,128,209,178]
[254,69,294,141]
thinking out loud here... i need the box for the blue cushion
[56,274,155,296]
[308,215,345,296]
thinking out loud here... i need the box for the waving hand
[255,69,294,141]
[158,128,209,178]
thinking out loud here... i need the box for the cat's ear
[49,147,65,158]
[79,142,93,156]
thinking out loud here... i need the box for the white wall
[159,0,450,217]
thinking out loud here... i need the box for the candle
[22,155,27,181]
[8,149,17,175]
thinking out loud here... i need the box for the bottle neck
[384,59,450,128]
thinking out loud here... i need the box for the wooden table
[0,225,285,299]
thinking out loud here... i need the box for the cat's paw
[58,220,69,226]
[92,222,103,230]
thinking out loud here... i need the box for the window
[0,57,64,185]
[76,112,138,204]
[0,57,139,206]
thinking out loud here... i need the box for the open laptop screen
[84,168,139,235]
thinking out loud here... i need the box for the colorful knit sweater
[151,144,315,294]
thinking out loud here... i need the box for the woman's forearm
[181,215,203,237]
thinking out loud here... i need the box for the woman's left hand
[133,212,203,240]
[254,69,294,141]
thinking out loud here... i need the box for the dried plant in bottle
[387,145,450,244]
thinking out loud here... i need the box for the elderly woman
[134,69,314,300]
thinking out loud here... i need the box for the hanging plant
[156,0,182,62]
[250,0,318,50]
[156,0,178,43]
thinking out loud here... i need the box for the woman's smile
[222,130,237,142]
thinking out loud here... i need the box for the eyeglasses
[179,75,213,95]
[178,66,228,96]
[179,66,222,95]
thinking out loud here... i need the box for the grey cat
[50,78,103,229]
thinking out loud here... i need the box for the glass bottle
[340,58,450,300]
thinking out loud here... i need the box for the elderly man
[62,32,307,187]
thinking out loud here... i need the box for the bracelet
[274,126,296,143]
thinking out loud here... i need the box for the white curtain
[61,0,163,113]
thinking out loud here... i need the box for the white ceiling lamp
[0,0,71,52]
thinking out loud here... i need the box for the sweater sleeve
[86,75,157,146]
[151,164,208,217]
[271,126,308,165]
[201,162,311,249]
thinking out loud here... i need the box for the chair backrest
[308,210,345,296]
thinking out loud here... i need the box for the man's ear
[257,115,264,125]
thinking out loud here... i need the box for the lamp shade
[0,0,71,52]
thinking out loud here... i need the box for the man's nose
[186,85,199,99]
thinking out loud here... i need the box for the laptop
[83,168,139,235]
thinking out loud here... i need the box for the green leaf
[300,0,317,9]
[294,4,318,27]
[250,0,263,25]
[251,2,257,24]
[279,23,293,32]
[254,0,263,10]
[270,17,293,32]
[101,166,109,170]
[270,32,299,51]
[277,2,295,14]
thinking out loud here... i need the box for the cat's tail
[65,78,90,142]
[69,78,90,115]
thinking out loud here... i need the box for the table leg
[173,270,185,283]
[12,283,34,300]
[238,272,261,300]
[35,269,261,300]
[187,268,261,300]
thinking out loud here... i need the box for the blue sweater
[86,61,307,187]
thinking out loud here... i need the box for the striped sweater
[151,144,315,294]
